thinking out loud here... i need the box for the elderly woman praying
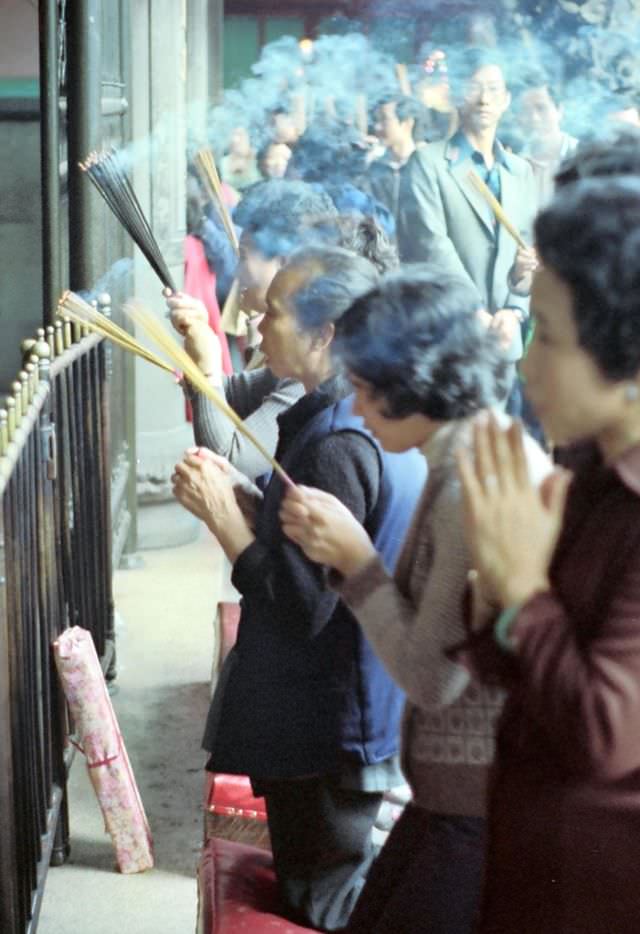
[172,246,426,932]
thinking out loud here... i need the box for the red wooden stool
[204,771,270,850]
[197,837,319,933]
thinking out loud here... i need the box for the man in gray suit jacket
[398,48,538,363]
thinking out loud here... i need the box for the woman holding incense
[455,176,640,934]
[169,183,398,481]
[279,270,550,934]
[169,181,338,479]
[172,247,426,932]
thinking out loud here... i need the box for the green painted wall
[264,16,304,45]
[0,77,38,98]
[223,15,304,89]
[224,17,260,89]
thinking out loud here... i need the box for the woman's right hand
[165,291,221,377]
[166,291,208,335]
[280,485,376,577]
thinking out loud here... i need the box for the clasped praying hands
[456,412,572,610]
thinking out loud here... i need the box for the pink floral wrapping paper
[53,626,154,874]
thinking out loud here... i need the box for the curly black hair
[336,214,399,275]
[535,175,640,382]
[554,125,640,188]
[334,268,510,420]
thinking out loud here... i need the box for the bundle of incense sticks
[193,148,239,254]
[57,291,176,376]
[467,170,528,249]
[193,148,242,334]
[80,148,178,292]
[124,300,294,487]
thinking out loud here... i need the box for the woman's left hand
[280,485,376,577]
[456,412,572,609]
[172,449,254,561]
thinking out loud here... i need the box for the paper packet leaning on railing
[53,625,154,873]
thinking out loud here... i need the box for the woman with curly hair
[458,176,640,933]
[281,269,550,933]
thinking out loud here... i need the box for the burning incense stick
[57,291,176,375]
[354,94,369,137]
[124,300,294,487]
[395,63,412,97]
[80,148,178,292]
[194,148,239,254]
[467,170,528,249]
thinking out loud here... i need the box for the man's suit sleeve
[398,150,481,298]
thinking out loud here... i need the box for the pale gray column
[187,0,210,143]
[130,0,195,547]
[207,0,224,105]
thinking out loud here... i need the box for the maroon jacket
[463,441,640,934]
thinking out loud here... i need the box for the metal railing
[0,297,115,933]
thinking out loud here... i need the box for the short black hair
[284,246,380,333]
[286,126,368,188]
[535,176,640,381]
[554,125,640,187]
[448,46,509,93]
[513,67,562,109]
[375,94,428,141]
[255,138,284,170]
[234,179,338,258]
[335,268,510,420]
[376,94,422,123]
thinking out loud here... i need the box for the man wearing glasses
[398,48,538,371]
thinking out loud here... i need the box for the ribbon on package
[53,626,154,874]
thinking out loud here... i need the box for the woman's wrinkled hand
[456,412,571,609]
[166,291,208,334]
[280,485,376,577]
[172,447,254,561]
[166,291,222,377]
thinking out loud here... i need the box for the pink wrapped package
[53,626,154,873]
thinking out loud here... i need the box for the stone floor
[38,516,224,934]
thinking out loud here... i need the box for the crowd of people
[167,32,640,934]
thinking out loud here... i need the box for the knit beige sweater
[339,417,550,817]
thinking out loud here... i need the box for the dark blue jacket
[203,381,427,779]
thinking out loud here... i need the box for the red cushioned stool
[204,771,271,851]
[197,837,319,933]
